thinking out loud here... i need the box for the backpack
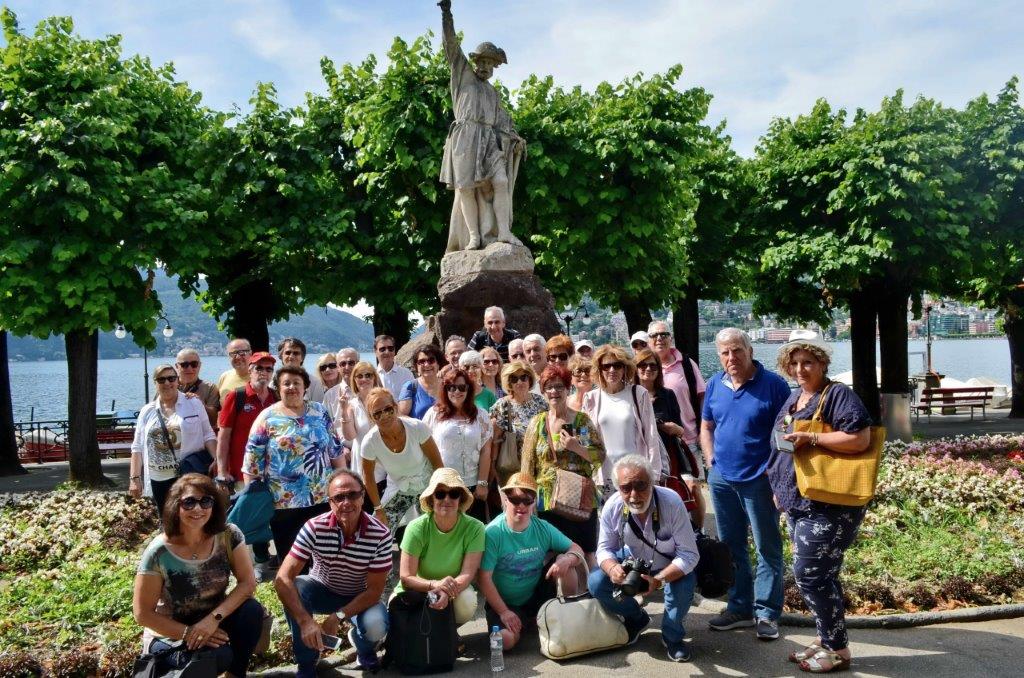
[385,591,457,675]
[694,530,734,599]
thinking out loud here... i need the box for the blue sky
[5,0,1023,157]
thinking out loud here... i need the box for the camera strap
[624,490,674,561]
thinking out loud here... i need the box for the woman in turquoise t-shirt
[395,467,485,627]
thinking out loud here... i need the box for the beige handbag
[536,579,629,660]
[495,426,521,479]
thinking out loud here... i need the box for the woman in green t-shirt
[395,467,486,627]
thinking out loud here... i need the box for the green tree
[959,79,1024,417]
[0,11,209,485]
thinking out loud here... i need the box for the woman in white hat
[394,468,485,629]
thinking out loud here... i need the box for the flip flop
[789,643,822,663]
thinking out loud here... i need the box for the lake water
[7,338,1012,422]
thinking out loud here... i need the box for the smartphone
[321,633,342,650]
[773,429,795,453]
[561,423,577,436]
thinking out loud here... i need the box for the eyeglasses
[377,345,396,353]
[228,349,252,358]
[181,495,215,510]
[483,359,501,366]
[618,480,650,494]
[631,342,647,349]
[543,383,567,393]
[338,360,357,367]
[177,360,200,369]
[155,375,178,384]
[547,353,570,363]
[433,488,464,501]
[650,332,671,340]
[637,362,659,372]
[253,365,274,373]
[282,350,303,357]
[508,374,531,384]
[416,357,437,366]
[599,362,625,371]
[371,405,396,421]
[505,494,536,507]
[510,353,525,360]
[572,367,591,377]
[355,373,375,380]
[330,490,365,504]
[319,362,338,372]
[445,383,469,393]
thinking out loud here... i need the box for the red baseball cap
[248,351,276,366]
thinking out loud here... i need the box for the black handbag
[694,530,735,599]
[132,640,221,678]
[385,591,457,675]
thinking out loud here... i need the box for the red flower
[1008,450,1024,461]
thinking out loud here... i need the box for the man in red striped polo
[275,469,393,675]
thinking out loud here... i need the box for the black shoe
[623,611,651,645]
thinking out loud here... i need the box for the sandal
[799,649,851,673]
[789,643,822,663]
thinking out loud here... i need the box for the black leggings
[269,504,329,559]
[150,478,177,517]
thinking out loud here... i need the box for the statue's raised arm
[437,0,523,253]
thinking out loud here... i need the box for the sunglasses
[330,490,365,504]
[637,362,659,371]
[445,383,469,393]
[371,405,396,421]
[618,480,650,494]
[572,368,591,377]
[600,361,625,371]
[177,361,199,369]
[650,332,671,340]
[547,353,570,363]
[319,362,338,372]
[253,365,274,373]
[377,345,396,353]
[155,375,178,384]
[510,353,525,360]
[282,350,304,357]
[355,372,375,380]
[543,383,567,392]
[181,495,215,510]
[417,357,437,365]
[339,360,357,367]
[505,494,536,507]
[483,359,501,366]
[433,488,464,501]
[631,342,647,349]
[228,349,252,358]
[508,374,531,384]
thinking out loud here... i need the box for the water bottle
[489,625,504,672]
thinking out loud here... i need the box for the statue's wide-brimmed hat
[470,42,508,66]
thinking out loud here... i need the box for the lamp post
[115,314,174,403]
[562,304,591,337]
[924,303,934,374]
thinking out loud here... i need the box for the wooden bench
[914,386,995,421]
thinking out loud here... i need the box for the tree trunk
[65,329,110,487]
[849,290,880,422]
[619,296,652,337]
[373,306,411,348]
[227,280,273,352]
[671,289,700,363]
[0,331,27,476]
[877,290,910,393]
[1005,299,1024,419]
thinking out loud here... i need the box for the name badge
[243,404,255,413]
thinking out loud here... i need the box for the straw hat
[779,330,833,358]
[500,472,538,495]
[419,467,474,513]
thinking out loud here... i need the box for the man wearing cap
[468,306,521,362]
[478,473,586,650]
[630,331,650,355]
[217,338,252,399]
[574,340,595,359]
[649,321,707,458]
[439,0,526,253]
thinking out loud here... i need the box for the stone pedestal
[397,243,562,365]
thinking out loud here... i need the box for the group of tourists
[130,306,874,675]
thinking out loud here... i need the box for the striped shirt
[289,511,393,596]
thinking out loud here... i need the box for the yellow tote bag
[793,384,885,507]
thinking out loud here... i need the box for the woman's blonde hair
[500,361,536,393]
[591,344,636,390]
[365,387,396,418]
[776,342,831,377]
[315,352,337,386]
[348,361,382,394]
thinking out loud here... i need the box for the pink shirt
[660,349,706,445]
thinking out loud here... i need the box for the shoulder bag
[536,577,629,660]
[494,405,522,479]
[542,414,596,521]
[793,383,886,506]
[385,591,457,675]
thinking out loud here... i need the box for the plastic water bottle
[489,625,504,672]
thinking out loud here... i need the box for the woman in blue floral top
[242,365,343,558]
[520,364,604,568]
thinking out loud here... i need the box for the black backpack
[694,530,735,599]
[385,591,457,675]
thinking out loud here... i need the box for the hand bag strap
[810,382,835,422]
[155,407,175,455]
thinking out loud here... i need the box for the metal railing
[15,413,138,464]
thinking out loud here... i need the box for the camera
[612,556,653,601]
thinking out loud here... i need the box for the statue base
[397,242,563,364]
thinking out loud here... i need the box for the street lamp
[115,314,174,403]
[563,304,591,337]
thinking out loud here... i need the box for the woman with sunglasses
[423,368,493,522]
[457,349,498,411]
[479,346,505,399]
[521,364,605,567]
[634,348,706,529]
[583,344,663,499]
[566,353,593,412]
[394,468,485,635]
[134,474,264,677]
[399,344,445,419]
[360,388,444,532]
[337,362,385,503]
[130,364,218,515]
[544,334,575,370]
[313,353,342,402]
[490,362,548,485]
[242,366,344,559]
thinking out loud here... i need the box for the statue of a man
[438,0,525,253]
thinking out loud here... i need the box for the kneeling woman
[133,474,264,677]
[394,468,486,629]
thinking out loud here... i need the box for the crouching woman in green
[133,473,264,677]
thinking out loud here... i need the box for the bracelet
[373,505,382,511]
[130,475,142,481]
[182,625,190,640]
[476,480,488,487]
[811,433,819,446]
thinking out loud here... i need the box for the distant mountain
[6,271,374,361]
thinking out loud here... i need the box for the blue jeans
[707,464,784,621]
[588,550,696,645]
[150,597,265,677]
[285,575,389,667]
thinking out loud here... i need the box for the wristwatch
[213,611,224,622]
[476,480,488,488]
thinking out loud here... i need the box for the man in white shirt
[374,335,412,399]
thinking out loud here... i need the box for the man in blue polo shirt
[700,328,790,641]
